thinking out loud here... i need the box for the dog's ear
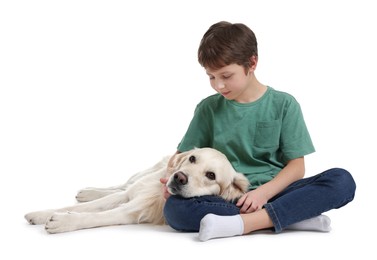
[221,172,250,201]
[166,151,189,176]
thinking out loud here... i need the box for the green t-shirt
[177,86,315,190]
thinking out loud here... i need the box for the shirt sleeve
[279,97,315,162]
[177,102,212,152]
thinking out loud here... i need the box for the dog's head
[166,147,250,201]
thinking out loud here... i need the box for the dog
[25,147,250,233]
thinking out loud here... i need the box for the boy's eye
[222,75,232,79]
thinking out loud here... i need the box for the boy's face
[205,63,254,103]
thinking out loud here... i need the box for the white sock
[286,215,331,232]
[198,214,244,242]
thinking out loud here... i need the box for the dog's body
[25,148,250,233]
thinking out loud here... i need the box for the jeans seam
[193,199,241,214]
[194,200,238,209]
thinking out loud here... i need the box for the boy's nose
[215,80,225,89]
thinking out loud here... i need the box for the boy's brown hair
[198,21,258,71]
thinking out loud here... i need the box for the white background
[1,0,376,259]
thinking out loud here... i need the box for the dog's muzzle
[173,171,188,185]
[167,171,188,195]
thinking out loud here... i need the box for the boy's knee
[331,168,356,189]
[163,196,200,232]
[327,168,356,202]
[163,196,182,231]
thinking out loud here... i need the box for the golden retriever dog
[25,147,250,233]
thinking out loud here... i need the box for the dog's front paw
[25,210,55,225]
[45,212,81,234]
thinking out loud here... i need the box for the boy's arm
[237,157,305,213]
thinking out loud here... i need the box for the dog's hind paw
[76,188,105,202]
[76,188,119,202]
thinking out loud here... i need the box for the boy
[161,21,356,241]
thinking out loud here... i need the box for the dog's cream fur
[25,147,249,233]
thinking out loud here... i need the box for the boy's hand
[236,189,268,213]
[160,178,171,200]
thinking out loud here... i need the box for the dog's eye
[205,171,216,180]
[189,156,196,163]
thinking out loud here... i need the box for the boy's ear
[249,55,258,70]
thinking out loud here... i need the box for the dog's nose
[174,171,188,185]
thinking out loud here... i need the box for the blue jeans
[163,168,356,233]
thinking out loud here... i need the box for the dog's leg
[76,156,169,202]
[45,201,147,234]
[44,170,168,233]
[25,191,129,225]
